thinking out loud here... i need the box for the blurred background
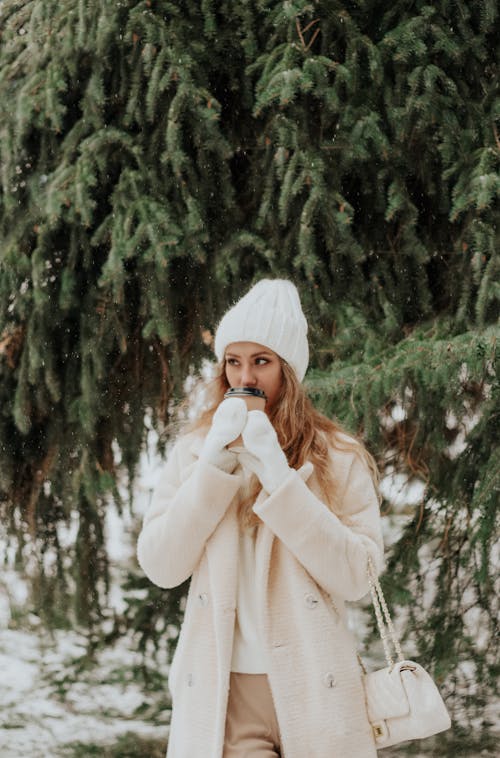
[0,1,498,755]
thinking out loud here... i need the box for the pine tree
[0,0,498,742]
[0,0,239,626]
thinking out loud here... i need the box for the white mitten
[199,397,248,473]
[239,410,293,493]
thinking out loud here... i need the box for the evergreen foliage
[0,0,498,729]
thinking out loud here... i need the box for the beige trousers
[223,672,282,757]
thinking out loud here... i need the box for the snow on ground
[0,438,169,757]
[0,547,171,757]
[0,624,169,756]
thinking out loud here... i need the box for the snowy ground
[0,625,169,756]
[0,555,170,756]
[0,434,170,758]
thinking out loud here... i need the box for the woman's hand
[239,410,293,493]
[199,397,248,473]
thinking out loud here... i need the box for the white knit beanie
[214,279,309,381]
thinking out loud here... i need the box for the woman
[137,279,384,758]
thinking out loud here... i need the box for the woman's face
[224,342,283,411]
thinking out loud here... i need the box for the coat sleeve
[137,436,242,589]
[252,449,384,601]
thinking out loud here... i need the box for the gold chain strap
[366,554,405,672]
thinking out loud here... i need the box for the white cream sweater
[230,458,267,673]
[230,523,267,673]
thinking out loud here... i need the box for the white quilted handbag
[358,556,452,749]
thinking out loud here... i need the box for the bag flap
[363,661,412,722]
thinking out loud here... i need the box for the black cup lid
[224,386,267,399]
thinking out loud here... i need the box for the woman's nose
[240,364,257,385]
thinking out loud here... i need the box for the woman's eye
[255,358,269,366]
[226,358,239,366]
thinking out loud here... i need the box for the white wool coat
[137,431,385,758]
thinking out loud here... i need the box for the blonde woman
[137,279,384,758]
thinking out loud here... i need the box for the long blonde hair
[188,359,379,529]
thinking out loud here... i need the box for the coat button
[304,592,319,608]
[198,593,209,607]
[323,672,336,688]
[187,673,194,687]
